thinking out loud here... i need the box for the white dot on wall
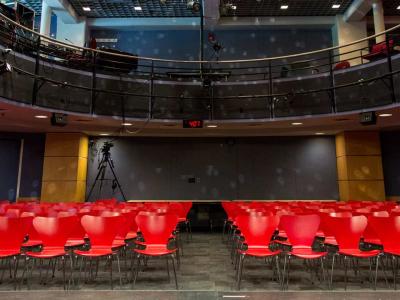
[157,33,165,39]
[270,36,276,43]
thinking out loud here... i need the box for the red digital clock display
[183,120,203,128]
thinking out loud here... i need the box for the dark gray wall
[87,136,338,201]
[90,29,332,60]
[0,133,45,201]
[381,131,400,197]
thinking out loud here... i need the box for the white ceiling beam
[344,0,373,22]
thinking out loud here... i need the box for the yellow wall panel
[347,180,386,201]
[346,156,384,180]
[45,133,84,157]
[41,133,89,203]
[343,131,381,156]
[41,180,86,202]
[335,133,346,158]
[336,155,348,181]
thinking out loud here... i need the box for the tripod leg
[107,160,127,201]
[86,160,106,201]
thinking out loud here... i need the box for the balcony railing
[0,12,400,120]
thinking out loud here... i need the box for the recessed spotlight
[315,132,325,135]
[121,122,133,126]
[82,7,91,11]
[99,133,110,136]
[378,113,392,117]
[397,5,400,10]
[280,5,289,10]
[207,124,218,128]
[134,6,142,11]
[34,115,48,119]
[332,4,341,9]
[291,122,303,126]
[231,5,237,10]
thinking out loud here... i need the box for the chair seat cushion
[22,239,42,247]
[74,248,114,257]
[324,236,338,246]
[65,239,86,247]
[239,246,281,257]
[363,238,382,245]
[134,245,176,256]
[0,249,21,258]
[26,247,66,258]
[290,247,327,259]
[339,249,380,258]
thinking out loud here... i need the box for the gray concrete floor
[0,233,398,299]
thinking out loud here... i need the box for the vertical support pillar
[336,131,385,201]
[372,0,385,43]
[332,15,368,66]
[40,1,52,36]
[41,133,88,202]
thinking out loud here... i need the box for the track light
[187,0,201,12]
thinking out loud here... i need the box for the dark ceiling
[220,0,354,17]
[14,0,400,18]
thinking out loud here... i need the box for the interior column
[336,131,385,201]
[372,0,385,43]
[40,0,52,36]
[41,133,88,202]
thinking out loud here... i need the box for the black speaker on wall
[51,113,68,127]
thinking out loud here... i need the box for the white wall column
[372,0,385,43]
[56,18,87,47]
[332,15,368,66]
[40,0,52,36]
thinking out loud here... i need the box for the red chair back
[280,214,320,248]
[135,213,178,245]
[236,214,279,247]
[326,215,367,250]
[369,216,400,250]
[0,216,25,251]
[81,215,123,248]
[33,216,76,248]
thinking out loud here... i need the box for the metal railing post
[385,34,396,103]
[148,60,154,119]
[31,36,41,106]
[268,61,274,119]
[328,50,337,113]
[90,51,97,114]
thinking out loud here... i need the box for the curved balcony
[0,12,400,123]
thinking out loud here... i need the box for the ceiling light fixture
[280,4,289,10]
[134,6,142,11]
[332,4,341,9]
[397,5,400,10]
[291,122,303,126]
[315,132,325,135]
[34,115,48,119]
[122,122,133,126]
[207,124,218,128]
[378,113,392,117]
[82,7,91,11]
[99,133,110,136]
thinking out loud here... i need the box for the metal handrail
[0,12,399,64]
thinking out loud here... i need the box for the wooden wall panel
[336,131,385,201]
[41,133,88,202]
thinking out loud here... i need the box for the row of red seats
[222,201,400,290]
[0,200,192,290]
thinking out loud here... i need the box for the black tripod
[86,146,127,202]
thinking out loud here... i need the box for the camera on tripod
[101,141,114,155]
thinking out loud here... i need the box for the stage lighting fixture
[160,0,167,4]
[187,0,201,12]
[0,61,11,74]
